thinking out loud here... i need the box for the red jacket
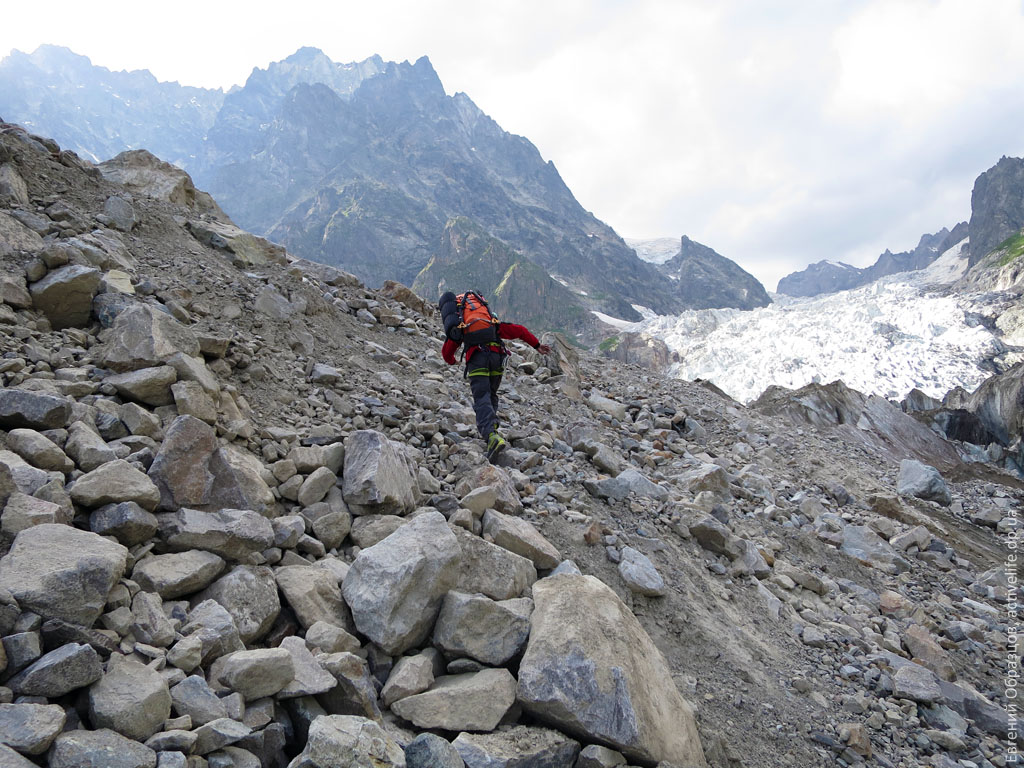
[442,322,540,365]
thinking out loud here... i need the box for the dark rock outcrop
[968,156,1024,267]
[656,236,770,310]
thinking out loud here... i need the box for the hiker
[439,290,551,462]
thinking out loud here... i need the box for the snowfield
[612,239,1003,403]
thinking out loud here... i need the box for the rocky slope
[777,225,966,298]
[0,121,1019,768]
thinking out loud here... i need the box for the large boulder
[7,643,103,697]
[0,703,66,755]
[104,366,177,407]
[432,592,533,666]
[390,669,517,732]
[132,550,225,599]
[70,459,162,511]
[0,525,127,626]
[517,574,706,766]
[209,648,295,700]
[342,430,420,515]
[148,415,274,514]
[342,511,461,655]
[0,389,70,431]
[99,303,201,373]
[840,526,911,574]
[157,507,274,561]
[287,715,406,768]
[88,658,171,741]
[48,728,157,768]
[29,264,100,329]
[452,726,581,768]
[276,565,354,632]
[194,565,280,643]
[481,510,560,570]
[897,459,953,506]
[450,525,537,600]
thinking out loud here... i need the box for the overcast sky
[3,0,1024,290]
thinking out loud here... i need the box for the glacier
[611,239,1008,404]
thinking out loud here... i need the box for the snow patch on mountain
[633,240,998,403]
[625,237,680,265]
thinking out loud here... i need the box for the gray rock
[276,565,354,632]
[29,264,100,328]
[276,636,337,698]
[99,303,200,373]
[405,733,465,768]
[133,550,226,599]
[143,730,197,754]
[192,717,251,755]
[5,429,73,473]
[617,547,666,596]
[342,430,420,515]
[840,525,911,574]
[0,703,66,755]
[318,652,382,720]
[103,194,137,231]
[65,421,118,472]
[452,726,580,768]
[157,507,274,561]
[90,501,159,546]
[381,654,435,707]
[517,574,705,766]
[7,642,102,697]
[0,492,67,536]
[299,467,337,508]
[48,728,157,768]
[0,451,50,497]
[574,745,626,768]
[450,525,537,601]
[148,415,274,515]
[0,389,70,431]
[350,514,407,548]
[288,715,406,768]
[179,600,244,665]
[70,459,162,511]
[131,591,176,646]
[195,565,280,643]
[342,511,461,655]
[454,466,522,516]
[312,511,352,550]
[897,459,952,506]
[893,663,944,704]
[481,510,560,570]
[391,669,517,732]
[305,621,362,655]
[209,648,295,700]
[0,524,127,626]
[432,591,532,666]
[89,657,172,741]
[105,366,178,407]
[170,675,228,726]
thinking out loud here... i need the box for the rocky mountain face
[777,225,966,297]
[0,45,224,167]
[0,120,1020,768]
[968,156,1024,268]
[0,46,692,330]
[412,218,597,338]
[656,236,771,311]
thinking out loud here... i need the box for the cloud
[2,0,1022,291]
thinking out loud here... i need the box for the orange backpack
[457,291,499,346]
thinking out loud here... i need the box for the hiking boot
[485,431,507,463]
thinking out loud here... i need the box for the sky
[3,0,1024,291]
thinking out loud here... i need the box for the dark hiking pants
[467,348,504,439]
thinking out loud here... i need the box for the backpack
[456,291,500,346]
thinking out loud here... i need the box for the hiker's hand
[537,344,552,355]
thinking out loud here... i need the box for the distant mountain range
[0,45,770,337]
[776,224,968,297]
